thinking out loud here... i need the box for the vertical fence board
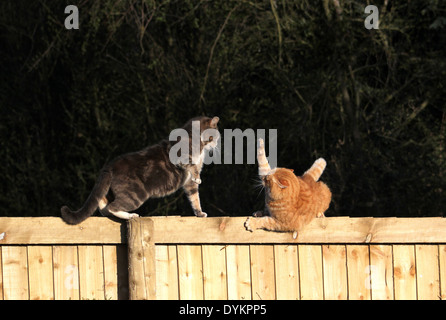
[127,218,156,300]
[369,245,394,300]
[52,245,79,300]
[177,245,203,299]
[2,217,446,301]
[1,246,29,300]
[392,245,417,300]
[298,245,323,300]
[103,245,120,300]
[78,245,105,300]
[415,245,440,300]
[0,247,3,300]
[439,245,446,300]
[274,245,299,300]
[28,246,54,300]
[346,245,371,300]
[155,245,179,299]
[226,245,251,300]
[202,245,228,300]
[322,245,347,300]
[250,245,276,300]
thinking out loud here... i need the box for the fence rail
[1,217,446,300]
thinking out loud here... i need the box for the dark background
[1,0,445,218]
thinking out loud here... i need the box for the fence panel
[1,217,446,300]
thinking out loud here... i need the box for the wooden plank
[298,245,323,300]
[415,245,440,300]
[78,245,105,300]
[127,218,146,299]
[127,218,156,300]
[0,247,3,300]
[52,245,80,300]
[202,245,228,300]
[369,245,394,300]
[141,219,156,300]
[2,217,446,245]
[150,217,446,244]
[226,245,252,300]
[177,245,203,299]
[274,245,299,300]
[0,217,123,244]
[250,245,276,300]
[322,245,347,300]
[103,245,121,300]
[27,246,54,300]
[346,245,371,300]
[439,245,446,300]
[392,245,417,300]
[2,246,29,299]
[155,245,179,299]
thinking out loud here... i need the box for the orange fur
[245,139,331,237]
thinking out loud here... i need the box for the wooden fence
[1,216,446,300]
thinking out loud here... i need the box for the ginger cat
[245,139,331,238]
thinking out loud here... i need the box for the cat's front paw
[244,217,254,232]
[129,213,140,219]
[195,211,207,217]
[192,177,202,184]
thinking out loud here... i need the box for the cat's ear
[210,116,219,126]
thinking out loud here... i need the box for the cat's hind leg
[303,158,326,181]
[107,210,139,220]
[102,196,140,220]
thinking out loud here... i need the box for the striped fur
[245,139,331,238]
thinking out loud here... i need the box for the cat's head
[199,116,220,152]
[263,168,299,200]
[182,115,220,156]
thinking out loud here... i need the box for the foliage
[1,0,445,217]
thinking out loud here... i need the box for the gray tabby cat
[61,116,219,225]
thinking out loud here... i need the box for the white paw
[315,158,326,167]
[129,213,140,219]
[192,177,202,184]
[244,217,253,232]
[196,211,207,217]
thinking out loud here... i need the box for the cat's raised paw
[192,177,202,184]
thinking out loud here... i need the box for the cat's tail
[257,139,271,176]
[303,158,326,182]
[61,169,112,225]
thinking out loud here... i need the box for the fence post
[127,217,156,300]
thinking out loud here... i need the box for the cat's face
[263,168,299,200]
[200,116,220,152]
